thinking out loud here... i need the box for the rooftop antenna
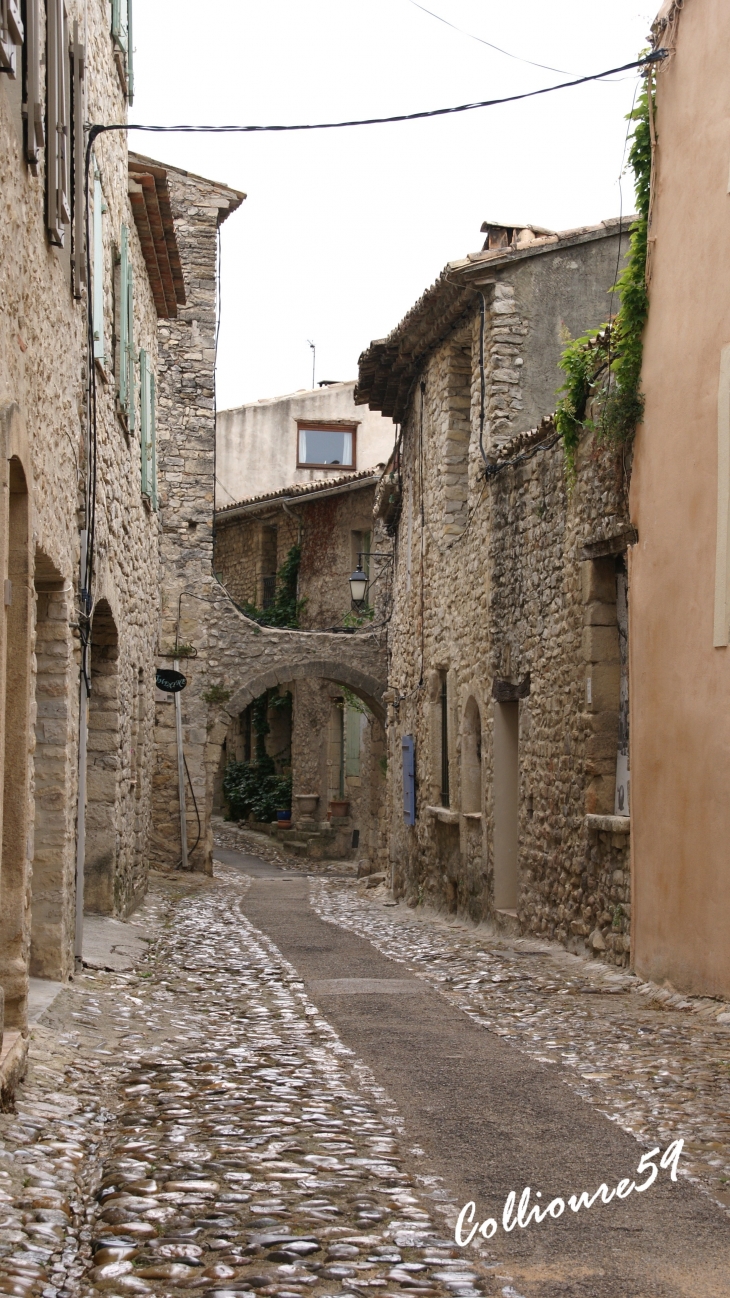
[307,339,315,389]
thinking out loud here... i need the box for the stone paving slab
[81,917,154,973]
[309,882,730,1218]
[0,870,503,1298]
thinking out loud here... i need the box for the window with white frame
[297,423,356,469]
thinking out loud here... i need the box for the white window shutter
[46,0,70,246]
[127,0,134,104]
[0,0,24,77]
[127,256,135,431]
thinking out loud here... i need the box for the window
[440,674,450,808]
[46,0,70,247]
[111,0,134,103]
[345,706,362,779]
[117,224,135,428]
[297,423,356,469]
[139,349,157,507]
[0,0,23,77]
[92,167,107,360]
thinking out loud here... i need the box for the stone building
[357,217,636,963]
[213,471,391,862]
[0,0,169,1084]
[628,0,730,997]
[216,381,396,507]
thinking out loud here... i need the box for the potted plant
[328,799,350,819]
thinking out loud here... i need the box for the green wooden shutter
[93,169,105,360]
[345,707,361,778]
[119,225,129,414]
[150,371,158,510]
[127,255,135,431]
[139,348,150,496]
[127,0,134,104]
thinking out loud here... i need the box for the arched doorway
[84,600,120,914]
[461,696,483,814]
[0,457,32,1028]
[31,551,75,980]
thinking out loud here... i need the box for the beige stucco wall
[216,382,396,508]
[630,0,730,996]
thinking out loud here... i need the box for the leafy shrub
[222,759,292,824]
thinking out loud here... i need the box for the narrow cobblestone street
[0,845,728,1298]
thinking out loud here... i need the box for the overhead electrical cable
[405,0,576,75]
[87,51,667,148]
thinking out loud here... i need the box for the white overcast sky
[130,1,654,410]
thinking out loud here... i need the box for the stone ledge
[585,814,631,835]
[425,805,460,825]
[0,1030,28,1110]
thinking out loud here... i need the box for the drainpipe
[174,656,188,870]
[74,530,89,961]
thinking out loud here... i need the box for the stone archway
[225,657,386,725]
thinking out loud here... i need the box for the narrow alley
[1,844,728,1298]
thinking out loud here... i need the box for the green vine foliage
[241,544,307,628]
[555,76,653,480]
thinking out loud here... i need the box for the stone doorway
[493,699,519,911]
[83,600,120,915]
[0,458,32,1028]
[30,552,75,980]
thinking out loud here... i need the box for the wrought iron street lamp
[349,564,368,608]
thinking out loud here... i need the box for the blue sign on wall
[402,734,415,826]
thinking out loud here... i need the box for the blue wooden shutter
[402,734,415,825]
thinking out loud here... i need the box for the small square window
[297,423,356,469]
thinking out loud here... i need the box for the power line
[89,51,667,146]
[405,0,575,76]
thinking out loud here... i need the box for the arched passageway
[31,551,75,979]
[0,457,32,1028]
[84,600,121,914]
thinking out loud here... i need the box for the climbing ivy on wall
[555,75,653,480]
[241,543,306,629]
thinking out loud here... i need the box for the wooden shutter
[0,0,23,77]
[118,225,130,415]
[71,21,86,297]
[127,256,135,431]
[140,349,150,497]
[46,0,70,247]
[149,370,157,509]
[92,169,105,360]
[23,0,44,171]
[402,735,416,825]
[127,0,134,105]
[111,0,133,104]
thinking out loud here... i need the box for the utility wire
[87,51,666,147]
[406,0,576,76]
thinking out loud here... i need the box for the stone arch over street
[225,655,386,724]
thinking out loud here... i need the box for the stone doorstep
[585,813,631,835]
[0,1030,29,1110]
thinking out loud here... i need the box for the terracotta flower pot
[328,799,350,818]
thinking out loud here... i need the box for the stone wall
[0,0,164,1039]
[362,227,635,967]
[214,481,386,630]
[149,169,387,875]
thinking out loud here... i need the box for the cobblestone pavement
[0,868,512,1298]
[308,880,730,1217]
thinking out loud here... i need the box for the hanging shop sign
[156,668,187,693]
